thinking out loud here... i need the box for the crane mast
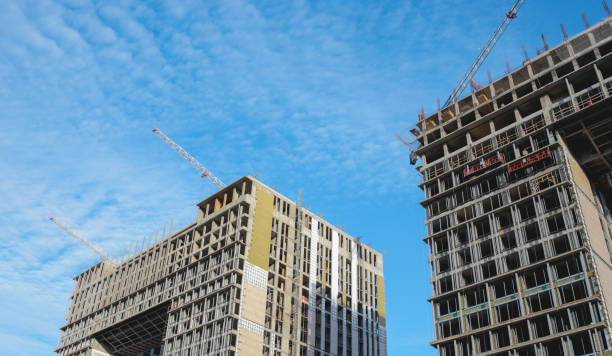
[152,128,226,189]
[444,0,525,106]
[49,217,109,262]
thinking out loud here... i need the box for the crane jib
[444,0,525,108]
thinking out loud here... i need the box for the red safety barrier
[507,148,552,173]
[464,153,505,177]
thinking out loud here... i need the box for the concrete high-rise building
[56,177,387,356]
[414,17,612,356]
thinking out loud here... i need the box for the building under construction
[56,177,387,356]
[414,15,612,356]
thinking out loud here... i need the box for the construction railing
[463,153,505,178]
[423,114,547,182]
[507,148,553,174]
[550,79,612,121]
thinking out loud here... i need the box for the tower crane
[399,0,525,164]
[49,217,110,262]
[152,128,226,189]
[444,0,525,106]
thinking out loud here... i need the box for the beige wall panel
[377,274,386,325]
[565,143,612,325]
[242,283,267,324]
[237,328,264,356]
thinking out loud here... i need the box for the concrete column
[547,54,559,81]
[318,298,325,353]
[565,78,578,108]
[342,308,347,356]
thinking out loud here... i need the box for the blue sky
[0,0,607,355]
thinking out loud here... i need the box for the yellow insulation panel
[377,275,386,318]
[248,189,274,270]
[323,260,327,286]
[215,197,223,211]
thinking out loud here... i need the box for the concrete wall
[563,139,612,337]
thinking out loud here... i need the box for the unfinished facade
[56,177,387,356]
[414,17,612,356]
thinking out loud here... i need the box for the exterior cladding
[249,189,274,270]
[414,16,612,356]
[56,176,386,356]
[238,188,272,356]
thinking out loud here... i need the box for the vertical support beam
[561,23,569,41]
[320,297,326,354]
[505,56,512,75]
[541,34,549,51]
[342,303,348,356]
